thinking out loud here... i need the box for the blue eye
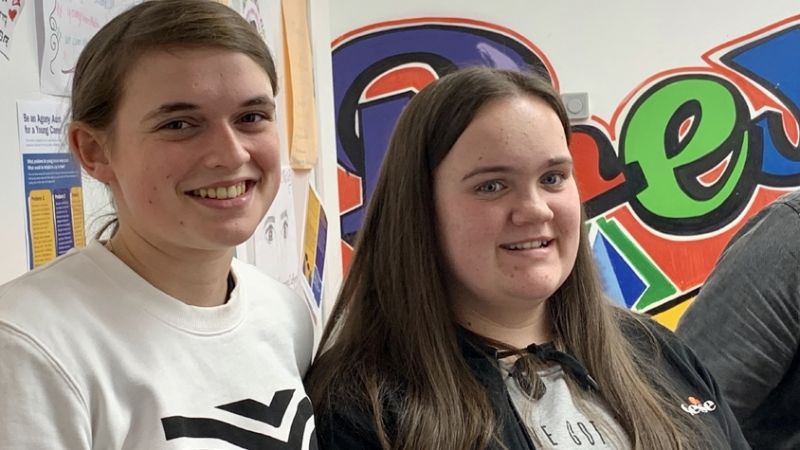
[477,180,505,193]
[542,172,566,186]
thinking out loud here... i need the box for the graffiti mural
[332,16,800,326]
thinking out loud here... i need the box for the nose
[510,188,554,225]
[202,123,250,169]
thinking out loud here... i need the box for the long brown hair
[307,67,707,449]
[69,0,276,238]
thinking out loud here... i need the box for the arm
[677,200,800,421]
[0,322,91,449]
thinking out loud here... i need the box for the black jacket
[311,316,749,449]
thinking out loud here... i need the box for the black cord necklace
[497,342,600,399]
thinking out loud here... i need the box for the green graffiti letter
[622,75,749,220]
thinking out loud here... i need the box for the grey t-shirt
[501,363,631,449]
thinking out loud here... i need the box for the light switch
[561,92,590,121]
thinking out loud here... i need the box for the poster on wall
[0,0,24,60]
[301,183,327,320]
[38,0,137,96]
[17,100,85,269]
[240,0,265,39]
[38,0,278,96]
[254,166,299,288]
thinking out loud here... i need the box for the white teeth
[505,240,547,250]
[191,182,247,200]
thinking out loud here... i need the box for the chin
[511,282,563,303]
[205,226,259,248]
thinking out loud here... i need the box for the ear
[69,121,115,184]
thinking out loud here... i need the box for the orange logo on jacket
[681,396,717,415]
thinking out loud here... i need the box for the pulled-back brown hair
[70,0,276,237]
[71,0,276,131]
[307,67,709,449]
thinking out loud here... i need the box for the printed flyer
[17,100,84,269]
[301,183,327,311]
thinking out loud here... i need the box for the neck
[454,300,552,349]
[107,227,235,307]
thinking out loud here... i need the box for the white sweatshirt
[0,240,316,449]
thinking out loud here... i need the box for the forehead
[443,95,569,169]
[119,47,273,105]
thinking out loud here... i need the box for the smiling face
[434,94,581,324]
[102,47,279,253]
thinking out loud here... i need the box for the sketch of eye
[265,223,275,244]
[280,210,290,240]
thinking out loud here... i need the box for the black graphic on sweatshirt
[161,389,317,449]
[537,420,609,447]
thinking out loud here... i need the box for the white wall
[0,1,48,282]
[329,0,798,121]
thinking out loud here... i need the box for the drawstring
[497,342,600,397]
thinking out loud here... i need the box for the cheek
[555,198,582,256]
[435,198,466,267]
[253,133,281,167]
[439,205,494,271]
[437,201,477,245]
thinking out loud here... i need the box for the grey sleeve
[676,201,800,422]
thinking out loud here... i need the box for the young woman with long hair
[306,67,747,450]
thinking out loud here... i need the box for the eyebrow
[460,156,573,181]
[142,95,275,121]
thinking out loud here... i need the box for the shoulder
[616,311,750,448]
[232,259,312,325]
[722,190,800,258]
[617,310,725,413]
[232,259,301,303]
[306,347,399,449]
[769,188,800,215]
[313,393,384,450]
[616,310,709,380]
[308,366,386,450]
[0,320,85,401]
[677,191,800,333]
[745,188,800,223]
[0,244,106,334]
[0,321,91,448]
[0,243,138,397]
[232,259,315,373]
